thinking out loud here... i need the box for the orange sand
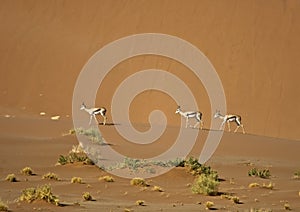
[0,1,299,211]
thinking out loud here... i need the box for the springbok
[80,102,107,125]
[175,106,203,129]
[214,110,245,134]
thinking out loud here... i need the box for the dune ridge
[0,1,300,210]
[1,1,299,140]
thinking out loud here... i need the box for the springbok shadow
[98,122,120,126]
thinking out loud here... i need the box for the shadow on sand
[98,122,120,126]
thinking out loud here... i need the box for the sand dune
[0,0,299,140]
[0,117,300,211]
[0,1,300,211]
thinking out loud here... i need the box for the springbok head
[80,102,86,110]
[175,106,182,114]
[214,110,221,118]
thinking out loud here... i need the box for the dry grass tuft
[42,172,60,181]
[152,185,164,192]
[20,167,34,176]
[292,171,300,180]
[5,174,17,182]
[248,182,260,188]
[205,201,214,210]
[136,200,145,206]
[19,184,60,206]
[99,175,114,182]
[0,200,9,211]
[221,194,240,204]
[71,177,82,184]
[262,182,274,190]
[130,178,149,187]
[284,202,291,210]
[248,182,274,189]
[82,192,93,201]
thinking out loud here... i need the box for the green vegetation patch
[183,157,218,178]
[67,128,104,144]
[57,152,94,165]
[248,168,271,179]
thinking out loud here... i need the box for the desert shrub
[99,175,114,182]
[21,167,34,176]
[184,157,203,175]
[71,177,82,184]
[168,158,185,167]
[69,152,94,165]
[5,174,17,182]
[258,169,271,178]
[248,167,258,176]
[130,177,149,187]
[152,185,164,192]
[248,168,271,179]
[174,158,186,167]
[57,152,94,165]
[184,157,218,178]
[0,200,8,211]
[57,155,68,165]
[205,201,214,210]
[82,192,93,201]
[42,173,60,181]
[191,173,219,196]
[19,184,60,206]
[19,187,36,203]
[136,200,145,206]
